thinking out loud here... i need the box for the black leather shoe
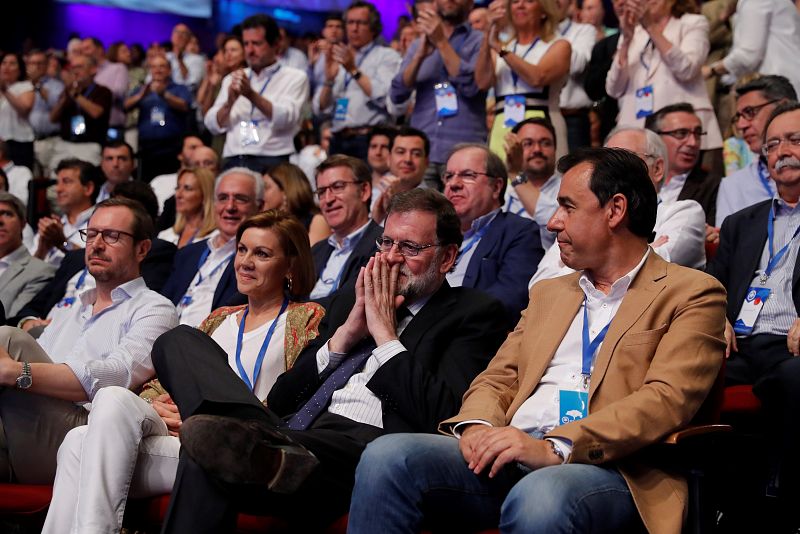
[180,414,319,494]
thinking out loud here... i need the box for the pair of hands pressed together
[413,4,448,59]
[330,252,405,354]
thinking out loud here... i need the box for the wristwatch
[350,69,363,81]
[16,362,32,390]
[510,173,529,187]
[498,48,511,58]
[547,439,566,463]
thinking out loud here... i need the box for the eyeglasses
[376,237,439,257]
[80,228,136,245]
[732,99,780,123]
[216,193,254,205]
[441,170,494,185]
[521,139,555,149]
[761,132,800,156]
[656,127,706,141]
[345,19,371,26]
[314,180,358,199]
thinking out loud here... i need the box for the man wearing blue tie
[150,188,509,532]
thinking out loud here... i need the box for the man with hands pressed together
[347,148,727,534]
[705,102,800,530]
[205,14,309,173]
[313,0,401,161]
[148,188,509,532]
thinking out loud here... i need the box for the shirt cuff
[452,420,492,438]
[545,438,572,463]
[315,341,347,374]
[372,339,406,366]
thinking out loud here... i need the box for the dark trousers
[726,334,800,502]
[6,140,34,171]
[563,109,591,153]
[222,154,290,175]
[152,326,383,533]
[329,133,369,162]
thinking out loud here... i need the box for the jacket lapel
[399,282,454,354]
[588,252,666,400]
[462,214,502,289]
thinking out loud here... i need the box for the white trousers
[42,386,180,534]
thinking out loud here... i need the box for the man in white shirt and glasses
[0,197,178,485]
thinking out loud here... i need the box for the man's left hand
[364,254,404,346]
[331,43,357,73]
[0,348,20,387]
[465,426,563,478]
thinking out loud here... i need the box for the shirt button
[602,303,608,308]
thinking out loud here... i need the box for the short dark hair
[446,143,508,200]
[316,154,372,184]
[102,140,135,160]
[110,181,159,236]
[1,53,26,82]
[324,12,343,23]
[345,0,382,36]
[86,36,104,50]
[92,197,155,243]
[387,188,463,248]
[511,117,557,148]
[736,75,797,102]
[763,100,800,141]
[57,158,102,203]
[557,147,657,240]
[369,124,397,145]
[644,102,697,132]
[389,126,430,157]
[0,168,7,192]
[241,14,281,46]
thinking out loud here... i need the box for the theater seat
[0,483,52,515]
[721,384,761,414]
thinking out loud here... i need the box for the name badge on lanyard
[239,120,261,146]
[334,97,349,122]
[635,85,654,119]
[150,106,166,126]
[504,95,526,127]
[71,115,87,136]
[434,82,458,119]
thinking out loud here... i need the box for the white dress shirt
[149,172,177,214]
[503,173,562,249]
[166,52,206,93]
[38,277,178,401]
[0,81,35,143]
[5,161,33,207]
[178,234,235,327]
[312,41,401,130]
[206,63,309,158]
[314,296,430,428]
[278,47,310,72]
[557,20,596,110]
[722,0,800,94]
[716,159,775,227]
[658,172,688,205]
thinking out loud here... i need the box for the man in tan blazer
[346,147,727,534]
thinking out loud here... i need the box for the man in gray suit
[0,193,55,316]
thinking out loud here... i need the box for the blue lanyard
[581,298,612,386]
[510,38,540,89]
[195,247,234,286]
[757,160,774,199]
[248,65,281,119]
[234,297,289,391]
[326,262,349,296]
[762,203,800,283]
[458,221,493,260]
[82,83,96,98]
[344,43,376,89]
[560,21,572,36]
[639,39,654,73]
[75,267,89,290]
[505,194,527,216]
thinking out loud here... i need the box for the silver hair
[214,166,265,203]
[0,192,26,226]
[605,126,669,183]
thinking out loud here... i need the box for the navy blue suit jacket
[160,239,244,310]
[461,211,544,325]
